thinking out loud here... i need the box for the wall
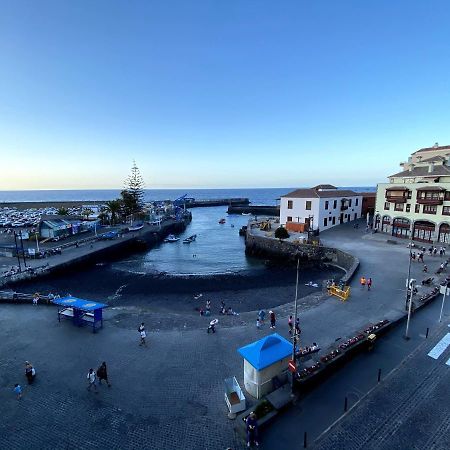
[317,196,362,231]
[280,197,319,228]
[245,231,359,282]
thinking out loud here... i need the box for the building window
[384,202,390,210]
[445,191,450,201]
[407,191,412,199]
[325,201,329,210]
[287,200,293,209]
[349,199,352,207]
[332,216,336,225]
[333,200,337,209]
[406,204,411,213]
[355,198,359,206]
[394,203,404,212]
[423,205,437,215]
[306,201,311,210]
[323,218,327,227]
[415,204,420,213]
[443,206,450,216]
[287,216,292,222]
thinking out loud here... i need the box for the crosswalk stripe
[428,333,450,359]
[446,358,450,366]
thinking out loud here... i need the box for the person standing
[288,315,293,335]
[295,318,301,336]
[269,310,276,329]
[97,362,111,387]
[246,412,260,447]
[139,328,147,346]
[360,277,366,288]
[256,318,261,330]
[86,368,97,392]
[367,278,373,291]
[25,361,35,384]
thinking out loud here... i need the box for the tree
[82,208,94,220]
[57,207,69,216]
[123,161,145,214]
[275,226,289,240]
[105,200,122,226]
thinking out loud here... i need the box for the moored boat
[183,234,197,243]
[164,234,180,243]
[219,218,226,224]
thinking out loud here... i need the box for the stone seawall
[245,232,359,282]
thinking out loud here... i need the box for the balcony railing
[386,195,407,203]
[416,198,443,205]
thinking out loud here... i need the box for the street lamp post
[291,258,300,393]
[13,232,22,272]
[439,282,449,322]
[405,278,416,339]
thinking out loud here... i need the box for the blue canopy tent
[52,296,108,333]
[238,333,292,398]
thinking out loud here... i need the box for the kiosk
[52,296,108,333]
[238,333,292,399]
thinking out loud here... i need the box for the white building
[280,185,363,232]
[375,143,450,243]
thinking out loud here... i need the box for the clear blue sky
[1,0,450,190]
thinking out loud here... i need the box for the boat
[127,223,144,232]
[219,218,226,224]
[183,234,197,244]
[241,212,251,216]
[164,234,180,243]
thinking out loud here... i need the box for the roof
[281,188,360,199]
[52,296,108,311]
[237,333,293,370]
[312,184,337,190]
[412,144,450,154]
[416,186,446,191]
[389,165,450,178]
[420,155,448,163]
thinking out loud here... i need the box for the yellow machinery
[328,284,350,301]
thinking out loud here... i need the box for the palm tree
[58,207,69,216]
[82,208,94,221]
[105,200,122,226]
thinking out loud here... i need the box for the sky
[1,0,450,190]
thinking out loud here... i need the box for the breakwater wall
[0,215,191,288]
[245,232,359,282]
[186,198,249,208]
[227,205,279,216]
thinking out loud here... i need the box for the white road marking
[428,333,450,359]
[446,358,450,366]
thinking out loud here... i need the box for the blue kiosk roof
[238,333,293,371]
[52,296,108,311]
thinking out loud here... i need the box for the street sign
[288,359,296,373]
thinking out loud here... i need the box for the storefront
[381,215,391,233]
[413,221,436,243]
[392,217,411,239]
[438,223,450,244]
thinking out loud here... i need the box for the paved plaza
[1,221,449,449]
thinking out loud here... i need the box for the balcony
[416,196,444,206]
[386,195,408,203]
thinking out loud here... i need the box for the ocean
[1,187,375,276]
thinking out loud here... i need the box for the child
[13,384,22,400]
[256,318,261,330]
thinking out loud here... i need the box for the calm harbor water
[1,187,375,276]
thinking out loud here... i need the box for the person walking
[24,361,35,384]
[288,315,293,335]
[269,310,276,329]
[86,368,97,392]
[246,411,260,447]
[360,276,366,288]
[367,278,373,291]
[294,318,301,336]
[256,318,261,330]
[13,383,22,400]
[258,309,265,325]
[138,323,147,346]
[96,362,111,387]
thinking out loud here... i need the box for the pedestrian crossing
[428,332,450,366]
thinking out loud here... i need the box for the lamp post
[405,222,414,310]
[405,278,416,339]
[13,232,22,272]
[439,282,450,322]
[291,258,300,393]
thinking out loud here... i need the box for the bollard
[304,431,307,448]
[377,368,382,383]
[426,327,429,339]
[344,396,348,412]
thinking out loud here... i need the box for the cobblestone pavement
[314,323,450,450]
[1,221,449,449]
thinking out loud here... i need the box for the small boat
[128,223,144,232]
[183,234,197,244]
[164,234,180,243]
[241,212,251,216]
[219,218,226,224]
